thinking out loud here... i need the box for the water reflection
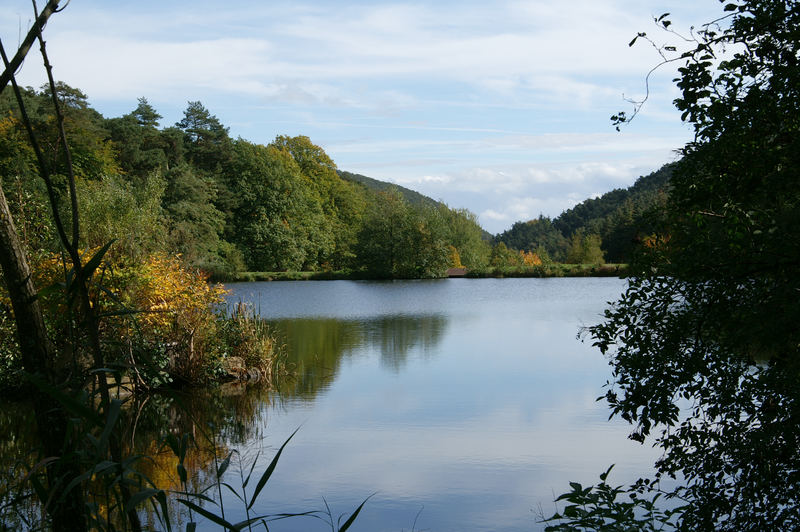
[1,279,663,532]
[365,315,446,371]
[0,384,278,530]
[272,314,448,398]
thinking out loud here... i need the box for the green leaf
[25,373,101,426]
[30,475,49,508]
[217,451,233,479]
[177,499,237,531]
[177,463,188,484]
[233,516,274,530]
[82,239,115,281]
[124,488,163,514]
[155,489,173,532]
[60,469,95,501]
[599,464,615,482]
[96,399,123,456]
[243,450,260,488]
[221,482,244,503]
[337,494,374,532]
[247,427,300,510]
[172,491,216,505]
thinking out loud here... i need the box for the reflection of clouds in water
[215,278,649,531]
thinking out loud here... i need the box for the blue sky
[2,1,724,234]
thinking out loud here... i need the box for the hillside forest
[1,85,668,283]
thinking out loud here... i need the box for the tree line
[1,87,493,280]
[494,163,672,264]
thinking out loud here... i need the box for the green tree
[489,241,519,268]
[130,96,161,128]
[355,188,449,278]
[161,163,232,272]
[227,140,331,271]
[176,100,232,174]
[439,205,490,269]
[271,135,366,268]
[78,173,166,261]
[494,216,568,262]
[105,98,168,178]
[565,230,604,264]
[580,1,800,529]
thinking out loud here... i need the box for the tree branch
[0,0,60,95]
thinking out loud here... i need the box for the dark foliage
[585,1,800,529]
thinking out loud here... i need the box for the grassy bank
[466,263,629,278]
[214,264,629,282]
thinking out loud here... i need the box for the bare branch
[32,0,81,255]
[0,39,73,255]
[613,12,736,130]
[0,0,60,95]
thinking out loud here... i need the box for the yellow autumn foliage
[0,249,233,384]
[124,254,226,331]
[519,250,543,267]
[115,253,228,382]
[448,245,464,269]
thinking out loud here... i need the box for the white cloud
[4,0,720,109]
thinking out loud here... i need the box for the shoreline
[213,263,629,282]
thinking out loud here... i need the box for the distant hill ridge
[493,163,674,263]
[338,170,493,241]
[553,163,673,238]
[338,170,441,209]
[341,163,674,262]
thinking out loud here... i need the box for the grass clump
[218,303,283,383]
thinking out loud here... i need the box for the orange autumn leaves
[1,250,228,383]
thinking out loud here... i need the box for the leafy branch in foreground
[556,0,800,531]
[553,0,800,530]
[540,466,682,531]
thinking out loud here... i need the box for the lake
[0,277,662,531]
[213,277,660,531]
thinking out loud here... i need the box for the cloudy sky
[1,1,724,234]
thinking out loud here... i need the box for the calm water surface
[215,278,660,531]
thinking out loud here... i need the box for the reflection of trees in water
[0,315,448,525]
[271,314,448,399]
[129,385,278,528]
[0,384,279,529]
[0,404,39,529]
[272,318,363,400]
[366,315,447,372]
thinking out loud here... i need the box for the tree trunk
[0,185,86,531]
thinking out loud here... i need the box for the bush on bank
[0,251,278,393]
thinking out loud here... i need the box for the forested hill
[338,170,440,210]
[0,86,492,279]
[553,163,673,237]
[1,83,674,277]
[340,170,494,242]
[494,164,673,263]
